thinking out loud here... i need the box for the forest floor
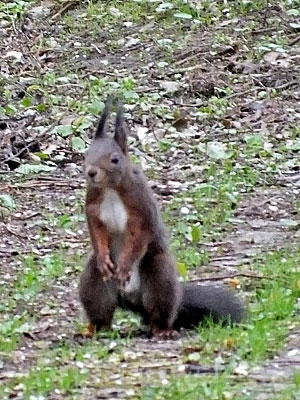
[0,1,300,399]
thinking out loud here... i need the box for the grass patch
[142,246,300,398]
[164,160,259,267]
[141,371,300,400]
[0,364,87,400]
[0,252,76,354]
[194,248,299,362]
[0,337,111,399]
[141,373,248,400]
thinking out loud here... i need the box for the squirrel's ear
[114,101,128,155]
[94,96,114,139]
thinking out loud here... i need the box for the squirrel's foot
[83,322,95,338]
[73,323,95,342]
[151,329,180,341]
[97,254,115,281]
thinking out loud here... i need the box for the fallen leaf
[207,142,233,160]
[160,81,180,93]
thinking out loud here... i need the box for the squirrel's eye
[111,154,120,164]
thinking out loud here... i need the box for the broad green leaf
[88,100,105,115]
[33,152,49,160]
[16,323,31,334]
[15,164,55,175]
[59,215,72,228]
[5,104,17,115]
[0,194,15,208]
[71,136,86,151]
[287,9,299,16]
[286,140,300,151]
[55,124,73,137]
[174,12,192,19]
[191,226,201,243]
[122,90,139,100]
[279,219,299,227]
[73,116,93,131]
[177,262,187,278]
[36,104,46,111]
[207,142,233,160]
[21,97,31,107]
[156,2,173,12]
[226,192,237,204]
[187,352,201,362]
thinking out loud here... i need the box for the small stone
[269,205,278,212]
[180,207,189,215]
[287,349,299,357]
[125,37,140,48]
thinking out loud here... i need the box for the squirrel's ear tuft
[114,101,128,155]
[94,96,114,139]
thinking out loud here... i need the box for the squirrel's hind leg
[140,253,182,339]
[79,253,118,336]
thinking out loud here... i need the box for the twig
[172,101,203,107]
[0,248,32,256]
[272,80,300,91]
[90,43,102,55]
[289,35,300,46]
[251,27,277,35]
[5,226,28,239]
[191,272,271,282]
[174,49,209,66]
[226,80,300,100]
[200,241,232,247]
[186,365,217,374]
[50,1,78,21]
[1,140,35,165]
[136,86,158,93]
[43,238,88,247]
[15,212,41,220]
[81,70,125,78]
[226,87,257,99]
[167,64,205,75]
[0,179,84,191]
[242,195,280,212]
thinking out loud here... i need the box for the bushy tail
[173,283,245,329]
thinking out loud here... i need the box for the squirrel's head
[85,98,129,188]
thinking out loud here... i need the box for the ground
[0,1,300,399]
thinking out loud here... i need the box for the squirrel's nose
[88,169,97,178]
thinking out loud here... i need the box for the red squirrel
[79,98,244,338]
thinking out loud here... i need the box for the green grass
[141,373,248,400]
[164,160,259,268]
[195,248,299,362]
[0,364,87,400]
[141,246,300,398]
[0,252,74,353]
[141,371,300,400]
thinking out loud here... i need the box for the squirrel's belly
[99,189,128,233]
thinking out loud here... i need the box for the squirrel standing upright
[79,98,244,338]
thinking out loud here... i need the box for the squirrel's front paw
[97,254,115,281]
[115,266,132,288]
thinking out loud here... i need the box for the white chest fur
[99,189,128,233]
